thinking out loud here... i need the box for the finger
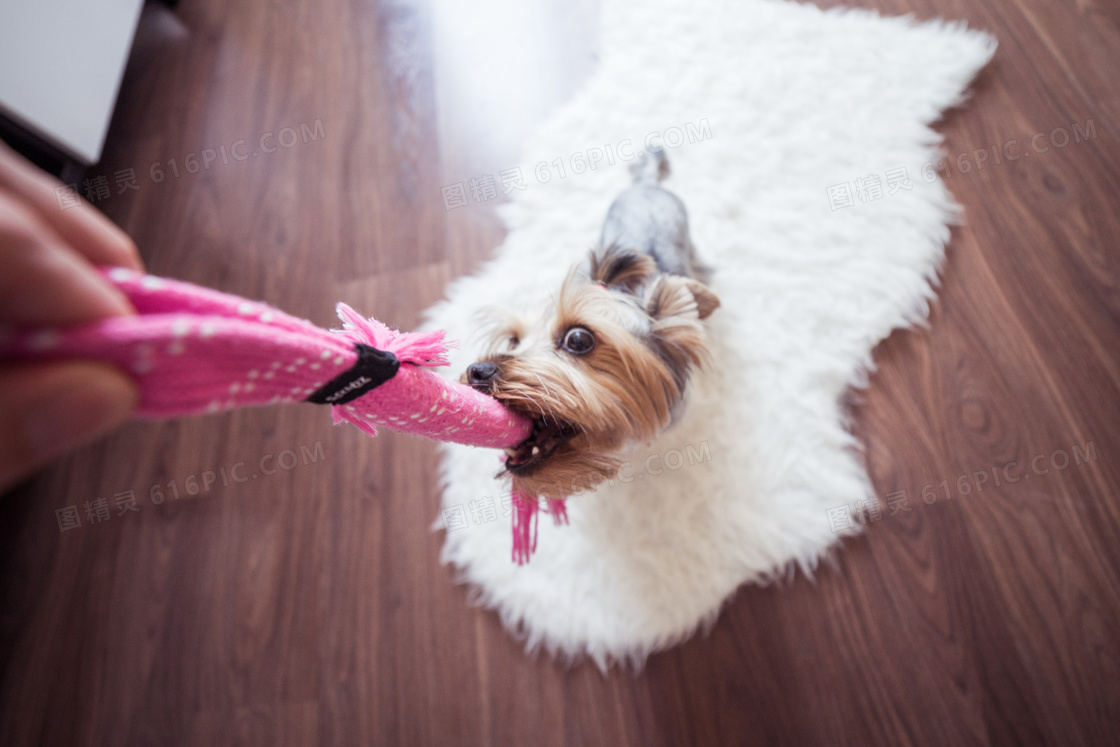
[0,140,143,271]
[0,191,134,325]
[0,361,138,492]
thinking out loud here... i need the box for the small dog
[463,149,719,499]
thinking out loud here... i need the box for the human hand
[0,140,144,492]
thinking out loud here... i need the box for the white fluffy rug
[424,0,995,667]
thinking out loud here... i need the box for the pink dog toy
[1,267,564,563]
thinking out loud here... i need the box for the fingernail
[53,248,135,318]
[24,369,137,461]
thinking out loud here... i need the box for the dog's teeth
[504,448,518,458]
[531,446,540,456]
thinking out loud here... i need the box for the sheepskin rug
[423,0,995,667]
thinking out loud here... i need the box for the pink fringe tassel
[334,303,452,367]
[511,489,569,565]
[329,303,455,439]
[548,497,569,525]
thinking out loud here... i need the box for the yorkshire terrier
[463,149,719,500]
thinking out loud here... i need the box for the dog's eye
[560,327,595,355]
[507,335,519,351]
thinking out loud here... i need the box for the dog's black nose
[466,361,500,390]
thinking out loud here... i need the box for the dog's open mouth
[503,415,579,475]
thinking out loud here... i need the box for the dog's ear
[645,276,720,321]
[589,245,658,293]
[643,276,718,393]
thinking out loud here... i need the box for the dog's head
[462,246,719,498]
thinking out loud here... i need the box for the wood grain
[1,0,1118,744]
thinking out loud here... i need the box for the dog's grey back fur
[598,149,710,283]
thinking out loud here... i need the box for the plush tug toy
[1,268,565,563]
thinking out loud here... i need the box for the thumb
[0,361,138,492]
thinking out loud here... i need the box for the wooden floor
[2,0,1118,744]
